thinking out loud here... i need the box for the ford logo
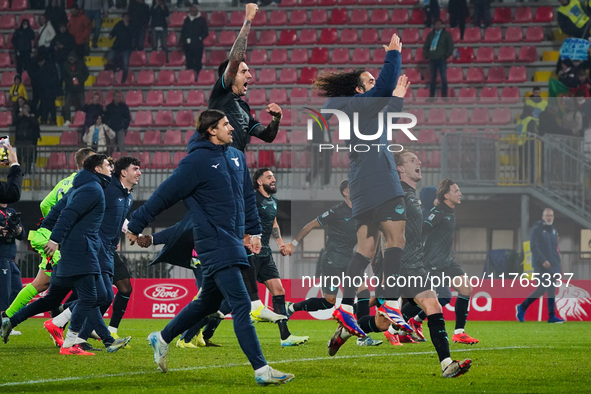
[144,284,189,301]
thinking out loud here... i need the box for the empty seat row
[0,0,28,11]
[68,109,196,128]
[454,46,538,64]
[46,150,188,170]
[59,129,192,146]
[93,69,217,87]
[403,65,527,84]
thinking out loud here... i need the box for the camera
[1,211,21,243]
[0,136,10,166]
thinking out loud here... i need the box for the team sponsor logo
[556,285,591,320]
[144,284,188,301]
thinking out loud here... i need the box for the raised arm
[222,2,258,88]
[284,217,322,256]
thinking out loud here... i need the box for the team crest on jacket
[231,157,240,167]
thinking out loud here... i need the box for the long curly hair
[313,69,366,97]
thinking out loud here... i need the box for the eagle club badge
[231,157,240,167]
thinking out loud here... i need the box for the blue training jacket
[128,134,262,277]
[324,49,405,219]
[48,169,110,277]
[530,220,561,274]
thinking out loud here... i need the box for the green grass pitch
[0,319,589,392]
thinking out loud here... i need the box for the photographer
[0,143,23,204]
[0,203,25,317]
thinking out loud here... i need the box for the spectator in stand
[423,19,454,98]
[181,5,209,80]
[32,56,61,125]
[150,0,169,55]
[8,75,27,103]
[561,96,584,136]
[83,115,115,154]
[128,0,150,51]
[52,23,76,84]
[12,20,35,75]
[448,0,468,40]
[104,91,131,153]
[557,0,589,38]
[82,93,104,133]
[108,13,133,84]
[575,90,591,127]
[472,0,491,28]
[13,104,41,175]
[62,51,89,126]
[574,68,591,93]
[11,97,28,122]
[523,87,548,119]
[424,0,440,28]
[68,5,93,59]
[81,0,108,48]
[46,0,69,32]
[558,59,579,88]
[37,14,56,59]
[539,100,570,136]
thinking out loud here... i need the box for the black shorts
[249,254,280,283]
[399,266,433,299]
[113,252,132,283]
[356,196,406,231]
[429,261,467,299]
[320,262,348,295]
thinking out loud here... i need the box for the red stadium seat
[268,49,287,65]
[513,7,532,23]
[133,111,153,127]
[462,27,481,43]
[136,70,155,86]
[167,51,185,66]
[491,108,512,124]
[0,34,6,49]
[329,8,349,25]
[412,88,428,105]
[146,90,164,106]
[277,151,293,168]
[0,0,7,10]
[414,47,427,63]
[410,8,425,24]
[501,86,520,103]
[447,27,461,42]
[156,69,176,86]
[10,0,27,10]
[114,70,135,86]
[330,48,350,64]
[148,151,173,169]
[475,47,495,63]
[454,46,474,63]
[0,52,11,68]
[448,108,468,125]
[164,129,183,145]
[244,150,257,168]
[0,14,15,29]
[427,108,446,125]
[143,130,162,145]
[248,89,267,106]
[288,48,309,64]
[350,9,368,24]
[480,86,499,103]
[124,130,142,145]
[176,110,194,127]
[534,6,554,23]
[518,46,537,62]
[95,70,114,87]
[419,129,437,144]
[202,31,216,47]
[176,69,195,86]
[298,67,318,84]
[470,108,490,125]
[197,70,216,86]
[71,111,85,127]
[170,12,185,27]
[209,10,227,27]
[288,9,308,26]
[154,110,173,127]
[340,29,358,45]
[483,27,502,43]
[497,46,516,62]
[359,28,378,45]
[46,152,67,169]
[370,9,389,24]
[493,7,511,24]
[319,28,338,45]
[0,92,6,107]
[259,30,277,46]
[310,47,329,64]
[280,68,298,84]
[129,50,146,67]
[256,68,277,85]
[253,9,267,26]
[402,28,419,44]
[59,130,79,145]
[338,0,357,4]
[126,90,143,107]
[269,88,288,105]
[268,10,288,26]
[298,29,318,45]
[447,67,464,83]
[486,67,506,83]
[148,51,166,67]
[229,10,245,26]
[258,151,276,167]
[310,9,328,25]
[524,26,544,42]
[248,49,268,66]
[218,31,236,47]
[465,67,485,83]
[507,66,527,83]
[458,87,477,104]
[165,90,184,107]
[427,150,441,168]
[392,9,409,24]
[278,29,297,46]
[405,68,422,84]
[352,47,371,64]
[503,27,524,43]
[320,0,337,5]
[207,50,226,66]
[185,90,205,106]
[300,0,318,5]
[167,31,179,48]
[381,28,398,44]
